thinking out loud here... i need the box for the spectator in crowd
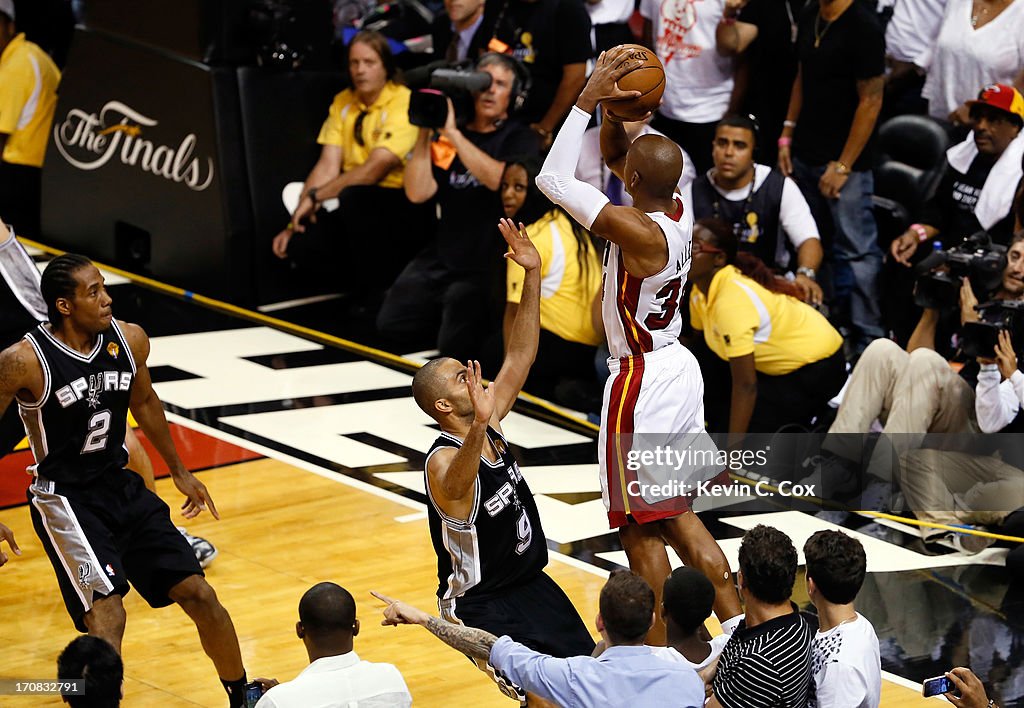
[254,582,411,707]
[576,118,697,206]
[502,158,602,402]
[643,0,736,173]
[944,667,1000,708]
[57,636,123,708]
[707,524,813,708]
[816,233,1024,514]
[714,0,808,165]
[881,0,946,119]
[651,567,733,671]
[777,0,886,359]
[374,571,706,706]
[587,0,635,52]
[891,84,1024,266]
[804,530,881,708]
[921,0,1024,132]
[432,0,488,62]
[271,31,425,295]
[485,0,593,147]
[377,53,538,364]
[897,327,1024,553]
[682,113,823,303]
[688,218,846,437]
[0,0,60,240]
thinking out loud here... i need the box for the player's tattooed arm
[425,617,498,661]
[0,342,34,414]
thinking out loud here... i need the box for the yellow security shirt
[0,34,60,168]
[507,209,602,347]
[317,81,418,189]
[690,265,842,375]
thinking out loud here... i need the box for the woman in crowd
[687,217,846,438]
[501,157,603,404]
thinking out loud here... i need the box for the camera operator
[376,53,539,363]
[815,233,1024,512]
[891,84,1024,267]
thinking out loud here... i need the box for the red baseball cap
[966,83,1024,121]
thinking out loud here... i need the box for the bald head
[412,358,451,420]
[298,582,357,638]
[626,134,683,199]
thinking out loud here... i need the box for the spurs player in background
[0,254,250,707]
[537,47,742,643]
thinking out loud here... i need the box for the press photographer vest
[691,169,787,269]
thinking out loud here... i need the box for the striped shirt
[713,609,814,708]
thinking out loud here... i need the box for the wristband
[783,120,797,129]
[910,223,929,242]
[796,266,817,281]
[777,136,792,147]
[721,15,737,24]
[287,222,294,231]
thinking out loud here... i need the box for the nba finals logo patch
[107,342,119,358]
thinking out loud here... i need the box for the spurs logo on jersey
[425,427,547,603]
[18,321,137,485]
[601,197,693,359]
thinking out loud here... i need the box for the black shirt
[485,0,594,125]
[921,154,1016,245]
[434,121,539,273]
[792,0,885,170]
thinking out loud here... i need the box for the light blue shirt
[489,636,705,708]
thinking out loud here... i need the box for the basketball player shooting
[536,46,743,641]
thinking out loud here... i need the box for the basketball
[604,44,665,122]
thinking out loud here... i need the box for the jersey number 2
[515,509,533,555]
[81,410,112,454]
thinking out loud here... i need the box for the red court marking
[0,423,262,508]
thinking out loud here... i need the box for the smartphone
[922,675,956,698]
[244,681,265,708]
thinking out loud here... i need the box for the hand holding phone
[925,668,993,708]
[922,675,955,698]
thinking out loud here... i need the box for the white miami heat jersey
[601,197,693,360]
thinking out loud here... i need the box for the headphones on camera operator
[474,52,531,113]
[408,52,531,128]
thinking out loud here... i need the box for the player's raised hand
[466,359,494,424]
[578,47,642,109]
[499,218,541,272]
[173,469,221,520]
[0,522,21,567]
[371,590,431,626]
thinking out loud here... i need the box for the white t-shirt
[650,633,731,671]
[576,124,697,207]
[587,0,634,26]
[680,164,820,268]
[255,653,412,708]
[921,0,1024,120]
[639,0,734,123]
[886,0,948,65]
[809,614,882,708]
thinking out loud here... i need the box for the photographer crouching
[812,233,1024,550]
[376,53,539,365]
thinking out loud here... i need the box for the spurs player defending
[537,47,742,642]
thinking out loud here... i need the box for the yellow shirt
[0,34,61,168]
[507,210,602,347]
[316,82,418,189]
[690,265,843,375]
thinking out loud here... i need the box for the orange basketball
[604,44,665,122]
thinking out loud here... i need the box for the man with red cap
[891,83,1024,264]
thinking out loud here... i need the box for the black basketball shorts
[28,466,203,632]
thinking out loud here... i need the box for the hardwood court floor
[0,458,934,706]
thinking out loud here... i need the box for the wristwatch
[307,186,319,203]
[797,266,817,281]
[832,161,851,176]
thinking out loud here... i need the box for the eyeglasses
[353,110,368,147]
[692,239,724,255]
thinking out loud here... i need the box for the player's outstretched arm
[491,219,541,420]
[121,321,220,520]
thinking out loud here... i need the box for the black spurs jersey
[425,426,547,604]
[18,321,135,484]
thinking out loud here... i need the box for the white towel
[945,130,1024,231]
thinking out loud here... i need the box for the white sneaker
[177,526,218,568]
